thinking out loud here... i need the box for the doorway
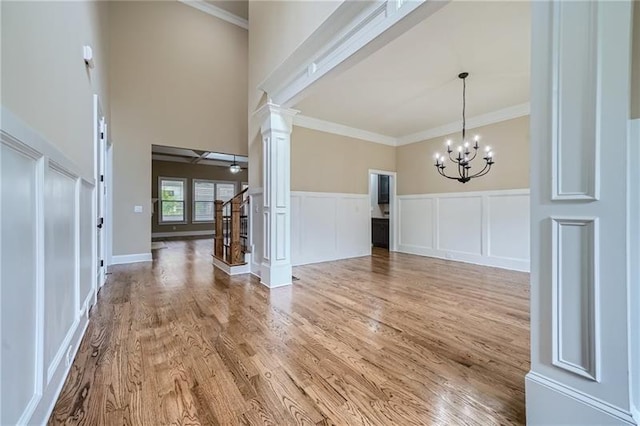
[369,169,396,252]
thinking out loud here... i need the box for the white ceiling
[294,1,531,138]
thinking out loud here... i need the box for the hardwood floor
[49,239,530,425]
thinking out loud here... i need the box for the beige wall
[248,1,343,188]
[397,116,529,195]
[291,126,396,194]
[1,0,110,179]
[632,3,640,119]
[151,160,247,234]
[110,1,248,255]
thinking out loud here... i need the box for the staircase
[212,188,251,275]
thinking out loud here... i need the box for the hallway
[49,239,529,425]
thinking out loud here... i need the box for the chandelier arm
[468,162,492,179]
[437,168,464,181]
[467,148,479,162]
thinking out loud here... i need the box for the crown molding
[293,115,398,147]
[294,102,530,147]
[396,102,530,146]
[179,0,248,30]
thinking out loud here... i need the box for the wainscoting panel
[291,192,370,266]
[551,217,599,381]
[551,1,599,200]
[398,189,530,272]
[438,196,483,255]
[1,108,96,425]
[488,194,530,261]
[79,180,95,313]
[44,163,78,382]
[0,138,41,426]
[249,191,263,277]
[398,198,433,249]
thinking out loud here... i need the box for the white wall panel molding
[111,253,153,265]
[551,217,600,382]
[291,192,370,266]
[178,0,248,29]
[550,1,599,200]
[528,0,634,423]
[1,107,96,425]
[397,189,530,272]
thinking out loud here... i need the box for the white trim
[111,253,153,265]
[397,102,531,146]
[152,230,214,238]
[294,114,397,146]
[212,255,251,276]
[178,0,248,30]
[260,0,448,107]
[526,372,636,425]
[293,103,530,147]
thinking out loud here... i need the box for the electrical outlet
[134,205,143,213]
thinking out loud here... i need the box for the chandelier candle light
[433,72,494,183]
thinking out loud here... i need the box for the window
[191,180,238,222]
[159,177,187,224]
[193,180,215,222]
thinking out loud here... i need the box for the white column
[255,102,298,288]
[527,1,638,424]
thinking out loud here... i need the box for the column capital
[254,102,299,134]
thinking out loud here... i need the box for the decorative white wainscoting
[290,192,371,266]
[397,189,530,272]
[1,109,97,425]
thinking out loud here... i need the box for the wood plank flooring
[49,239,530,425]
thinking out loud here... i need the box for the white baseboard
[151,230,214,238]
[212,255,252,276]
[111,253,152,265]
[398,244,530,272]
[525,372,636,425]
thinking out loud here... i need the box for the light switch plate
[134,205,143,213]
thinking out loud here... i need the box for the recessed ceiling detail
[294,1,531,138]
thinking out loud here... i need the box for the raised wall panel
[398,198,433,249]
[335,197,369,257]
[79,180,94,310]
[551,217,599,381]
[290,193,370,266]
[300,195,337,263]
[488,195,530,261]
[44,163,78,381]
[0,141,41,425]
[551,1,599,200]
[438,197,482,255]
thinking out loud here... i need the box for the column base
[260,262,292,288]
[525,372,636,425]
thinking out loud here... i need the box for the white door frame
[368,169,397,252]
